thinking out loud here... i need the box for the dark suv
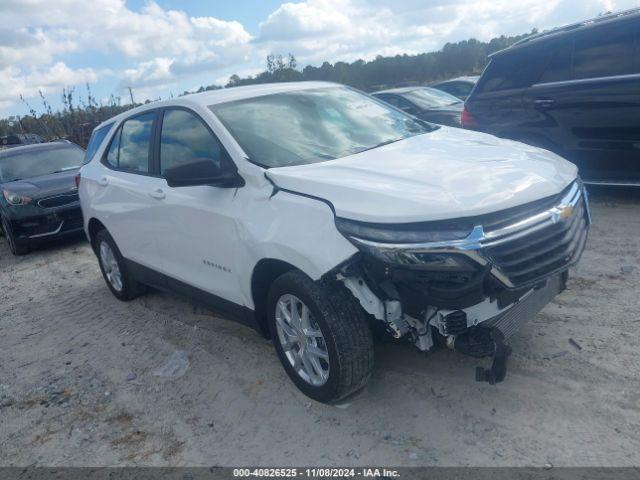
[463,9,640,185]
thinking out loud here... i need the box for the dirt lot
[0,187,639,467]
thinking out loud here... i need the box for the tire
[94,229,145,301]
[267,270,374,403]
[1,215,30,255]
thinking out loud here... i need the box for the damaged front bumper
[335,181,590,383]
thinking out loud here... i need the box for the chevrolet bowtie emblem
[551,205,573,223]
[559,205,573,220]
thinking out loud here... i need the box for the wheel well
[251,259,297,338]
[87,218,107,252]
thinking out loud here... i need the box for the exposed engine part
[448,327,512,385]
[440,310,468,336]
[404,312,434,351]
[338,274,410,338]
[449,327,495,358]
[383,299,410,338]
[431,293,527,337]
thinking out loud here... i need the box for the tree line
[0,30,534,148]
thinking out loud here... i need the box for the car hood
[1,169,79,200]
[266,127,578,223]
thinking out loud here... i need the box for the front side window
[573,24,635,79]
[0,145,85,183]
[105,112,155,173]
[210,86,432,168]
[402,88,462,109]
[376,94,417,113]
[437,82,471,97]
[160,109,223,175]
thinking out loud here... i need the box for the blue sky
[1,0,638,117]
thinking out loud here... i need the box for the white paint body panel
[267,127,578,223]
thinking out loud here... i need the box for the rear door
[93,110,167,271]
[526,20,640,181]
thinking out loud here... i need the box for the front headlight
[3,190,33,206]
[335,217,477,270]
[335,217,472,244]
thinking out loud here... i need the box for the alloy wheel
[99,241,123,292]
[274,294,330,386]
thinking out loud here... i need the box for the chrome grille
[480,182,589,287]
[346,180,591,290]
[37,193,79,208]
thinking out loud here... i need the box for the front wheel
[267,270,374,403]
[1,215,30,255]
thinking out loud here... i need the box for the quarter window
[105,127,121,168]
[118,112,155,173]
[479,46,549,93]
[159,109,224,175]
[85,123,113,163]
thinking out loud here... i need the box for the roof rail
[512,7,640,47]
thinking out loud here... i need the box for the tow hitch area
[450,327,512,385]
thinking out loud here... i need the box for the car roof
[491,7,640,58]
[95,81,341,130]
[0,142,81,158]
[371,86,443,95]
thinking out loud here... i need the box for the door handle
[533,98,555,109]
[148,188,166,200]
[97,176,108,187]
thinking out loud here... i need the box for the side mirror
[164,159,245,188]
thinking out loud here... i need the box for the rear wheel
[267,270,374,403]
[94,229,145,301]
[1,215,30,255]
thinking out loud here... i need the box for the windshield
[401,88,462,109]
[210,86,433,168]
[0,146,85,183]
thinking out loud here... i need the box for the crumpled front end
[334,180,591,383]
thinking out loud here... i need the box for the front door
[153,108,245,307]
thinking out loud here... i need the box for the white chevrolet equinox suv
[79,82,590,403]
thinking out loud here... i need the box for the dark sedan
[372,87,464,127]
[0,142,85,255]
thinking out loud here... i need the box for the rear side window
[573,24,636,79]
[159,109,224,175]
[376,94,416,112]
[84,123,113,163]
[479,47,549,93]
[104,112,155,173]
[441,82,472,97]
[539,41,573,83]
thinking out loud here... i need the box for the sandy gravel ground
[0,187,638,467]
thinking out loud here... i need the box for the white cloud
[256,0,639,65]
[0,0,638,114]
[0,62,98,110]
[0,0,252,111]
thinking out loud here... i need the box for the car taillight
[75,172,81,189]
[461,106,478,129]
